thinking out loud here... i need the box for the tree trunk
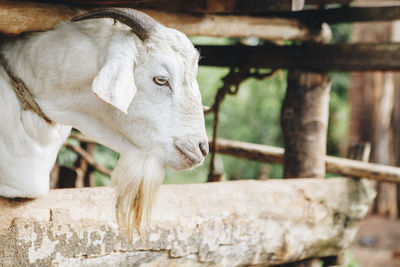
[281,70,331,179]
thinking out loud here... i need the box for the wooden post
[281,71,331,179]
[280,59,330,266]
[84,143,97,187]
[349,21,399,218]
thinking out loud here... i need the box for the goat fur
[0,15,207,235]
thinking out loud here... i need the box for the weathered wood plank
[0,1,78,35]
[351,0,400,7]
[271,6,400,24]
[30,0,305,12]
[212,138,400,183]
[142,9,327,41]
[0,179,375,266]
[197,43,400,71]
[0,1,324,41]
[133,0,305,13]
[306,0,353,5]
[34,0,400,23]
[69,133,400,183]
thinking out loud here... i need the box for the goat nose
[199,142,209,157]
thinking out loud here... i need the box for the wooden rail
[213,138,400,183]
[29,0,305,12]
[306,0,353,4]
[198,43,400,71]
[265,6,400,23]
[1,1,400,38]
[306,0,400,7]
[0,179,375,266]
[0,1,327,41]
[69,133,400,183]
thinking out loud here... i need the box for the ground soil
[349,215,400,267]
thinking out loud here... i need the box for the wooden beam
[41,0,400,24]
[0,179,375,265]
[270,6,400,24]
[142,9,327,41]
[0,1,324,41]
[34,0,305,12]
[0,1,78,35]
[136,0,305,13]
[351,0,400,7]
[305,0,353,5]
[212,138,400,183]
[68,133,400,183]
[197,43,400,71]
[2,0,399,37]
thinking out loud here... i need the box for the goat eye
[153,76,169,86]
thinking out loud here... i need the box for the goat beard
[111,152,165,239]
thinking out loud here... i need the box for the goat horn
[203,106,210,112]
[71,8,156,41]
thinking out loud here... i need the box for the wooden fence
[2,0,400,266]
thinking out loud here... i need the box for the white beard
[112,151,165,238]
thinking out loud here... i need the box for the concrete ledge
[0,178,376,266]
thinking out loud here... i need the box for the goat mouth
[174,145,198,166]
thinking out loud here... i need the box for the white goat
[0,8,208,235]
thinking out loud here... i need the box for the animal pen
[1,0,400,266]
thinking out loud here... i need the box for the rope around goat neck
[0,53,54,125]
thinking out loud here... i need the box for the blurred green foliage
[165,66,287,183]
[57,24,352,184]
[344,251,362,267]
[328,72,350,156]
[330,23,352,43]
[57,138,79,168]
[93,144,118,186]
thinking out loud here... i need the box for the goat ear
[92,34,138,114]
